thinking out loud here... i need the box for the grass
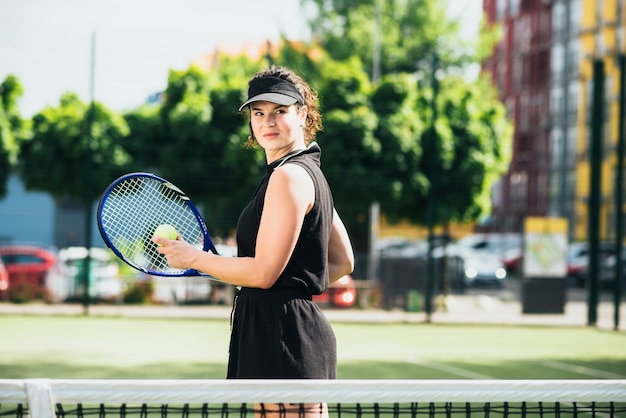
[1,314,625,380]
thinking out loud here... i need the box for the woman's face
[249,101,307,157]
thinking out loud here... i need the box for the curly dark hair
[242,66,322,147]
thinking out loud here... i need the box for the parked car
[58,247,123,302]
[313,275,357,308]
[0,244,66,302]
[0,257,8,300]
[599,248,626,288]
[378,238,429,258]
[456,233,522,274]
[449,246,507,289]
[567,242,624,288]
[494,244,523,273]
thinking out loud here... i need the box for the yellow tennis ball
[153,224,178,244]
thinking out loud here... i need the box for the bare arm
[154,164,313,289]
[328,208,354,283]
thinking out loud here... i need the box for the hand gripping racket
[97,172,220,278]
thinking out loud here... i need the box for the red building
[481,0,553,233]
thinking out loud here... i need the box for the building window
[497,0,508,20]
[566,126,578,166]
[570,0,582,38]
[506,97,517,121]
[520,0,532,13]
[553,1,565,38]
[510,171,528,209]
[510,0,520,16]
[550,129,562,167]
[497,59,507,93]
[536,50,550,87]
[552,42,564,81]
[567,81,579,123]
[519,94,529,133]
[540,9,551,39]
[513,57,523,89]
[567,39,580,80]
[551,85,563,121]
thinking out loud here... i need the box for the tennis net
[1,379,625,417]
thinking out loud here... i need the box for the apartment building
[482,0,553,233]
[483,0,625,242]
[575,0,625,241]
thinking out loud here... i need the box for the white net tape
[1,379,625,418]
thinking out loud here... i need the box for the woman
[154,66,354,416]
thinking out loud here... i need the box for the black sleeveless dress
[227,142,337,379]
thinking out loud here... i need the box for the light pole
[82,32,96,315]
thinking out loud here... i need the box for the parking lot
[1,277,623,331]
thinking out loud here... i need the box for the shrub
[123,280,154,304]
[8,281,47,303]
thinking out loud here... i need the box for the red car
[0,258,8,300]
[313,275,357,308]
[0,245,59,302]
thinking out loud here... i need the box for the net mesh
[99,175,207,275]
[1,379,625,418]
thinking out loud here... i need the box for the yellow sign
[523,217,568,278]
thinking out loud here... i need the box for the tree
[264,39,511,246]
[125,59,263,237]
[369,72,426,221]
[298,0,511,234]
[301,0,472,78]
[0,75,27,198]
[19,93,130,201]
[314,58,382,245]
[204,56,267,234]
[429,76,512,225]
[350,68,513,230]
[122,104,166,174]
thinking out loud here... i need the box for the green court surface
[0,315,624,380]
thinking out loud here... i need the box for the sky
[0,0,482,118]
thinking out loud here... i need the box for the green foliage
[272,37,327,81]
[123,280,154,304]
[19,93,130,201]
[314,59,380,243]
[302,0,471,77]
[370,74,427,223]
[8,281,48,303]
[122,104,165,173]
[7,2,511,244]
[0,75,27,198]
[124,58,263,237]
[14,43,510,240]
[0,107,12,198]
[439,79,513,221]
[475,16,503,63]
[202,57,265,234]
[415,76,513,225]
[295,0,511,234]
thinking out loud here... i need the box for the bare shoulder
[272,163,313,186]
[269,163,315,209]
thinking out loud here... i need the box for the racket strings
[100,176,205,275]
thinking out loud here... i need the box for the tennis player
[155,66,354,417]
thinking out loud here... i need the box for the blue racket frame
[97,172,219,278]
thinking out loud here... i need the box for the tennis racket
[97,172,220,278]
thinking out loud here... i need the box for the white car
[448,246,507,289]
[58,247,123,302]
